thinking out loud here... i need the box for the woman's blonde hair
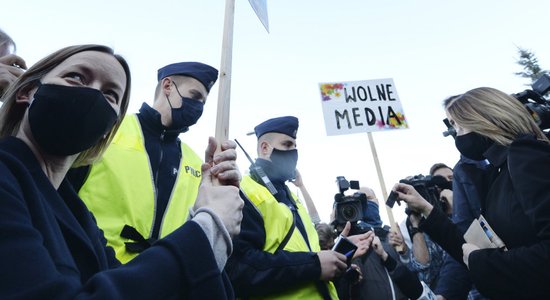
[0,44,132,166]
[444,87,548,146]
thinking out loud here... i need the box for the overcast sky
[3,0,549,224]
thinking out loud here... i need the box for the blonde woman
[393,87,550,299]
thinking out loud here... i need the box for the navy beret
[157,62,218,92]
[254,116,299,139]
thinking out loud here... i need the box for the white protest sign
[319,78,408,136]
[248,0,269,33]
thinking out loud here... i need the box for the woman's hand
[194,161,244,238]
[204,137,241,187]
[393,183,433,216]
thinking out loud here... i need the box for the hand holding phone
[332,235,358,266]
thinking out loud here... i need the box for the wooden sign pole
[215,0,235,143]
[367,132,404,252]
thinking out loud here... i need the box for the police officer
[69,62,240,264]
[227,116,366,299]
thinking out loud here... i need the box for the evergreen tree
[515,47,548,84]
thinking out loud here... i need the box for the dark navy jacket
[434,157,490,300]
[226,178,323,298]
[0,137,232,299]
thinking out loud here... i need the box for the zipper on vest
[150,130,165,240]
[154,131,165,191]
[157,154,183,238]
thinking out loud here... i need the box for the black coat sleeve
[434,160,486,299]
[419,208,466,265]
[467,137,550,299]
[225,193,320,297]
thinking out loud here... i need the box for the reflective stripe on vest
[78,115,202,263]
[240,176,338,300]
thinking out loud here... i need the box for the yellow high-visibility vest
[78,115,203,263]
[240,175,338,300]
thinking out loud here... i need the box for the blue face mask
[166,82,204,131]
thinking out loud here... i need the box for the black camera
[513,73,550,131]
[399,174,450,215]
[332,176,369,235]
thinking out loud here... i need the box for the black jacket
[338,227,407,300]
[0,137,233,299]
[421,135,550,299]
[434,157,490,300]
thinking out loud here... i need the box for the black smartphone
[386,190,401,208]
[332,235,357,266]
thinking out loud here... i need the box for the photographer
[429,163,454,216]
[392,172,447,291]
[333,184,408,300]
[315,222,363,300]
[393,212,445,290]
[372,236,438,300]
[394,87,550,299]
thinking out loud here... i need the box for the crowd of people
[1,27,549,300]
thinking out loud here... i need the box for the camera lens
[341,205,358,221]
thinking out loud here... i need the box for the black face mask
[167,83,204,131]
[269,148,298,182]
[28,84,118,156]
[455,132,493,160]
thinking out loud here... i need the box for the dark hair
[0,44,132,166]
[429,163,452,176]
[315,223,336,250]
